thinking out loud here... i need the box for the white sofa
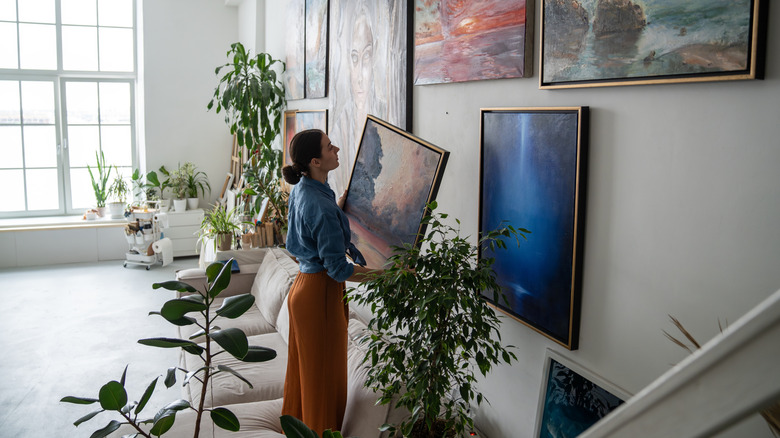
[150,247,406,438]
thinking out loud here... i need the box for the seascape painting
[541,0,765,88]
[343,116,448,269]
[284,0,305,100]
[415,0,531,85]
[305,0,328,98]
[479,108,588,349]
[328,0,410,195]
[536,353,626,438]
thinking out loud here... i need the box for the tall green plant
[88,150,112,208]
[61,259,277,437]
[109,167,130,203]
[349,202,530,438]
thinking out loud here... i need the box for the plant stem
[120,411,153,438]
[193,297,213,438]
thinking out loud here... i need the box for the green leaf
[138,337,204,355]
[280,415,319,438]
[207,259,233,298]
[211,407,240,431]
[60,396,99,405]
[152,280,197,293]
[150,413,175,436]
[160,299,207,321]
[164,367,177,388]
[216,364,254,388]
[119,365,128,386]
[73,409,102,426]
[89,420,121,438]
[240,345,277,363]
[135,377,158,415]
[216,294,255,319]
[98,381,127,411]
[210,328,248,359]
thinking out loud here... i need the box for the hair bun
[282,164,302,185]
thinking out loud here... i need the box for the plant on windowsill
[198,204,243,252]
[182,162,211,210]
[88,150,112,217]
[61,259,278,437]
[108,168,130,219]
[348,202,530,438]
[208,42,287,229]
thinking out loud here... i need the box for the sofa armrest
[174,265,259,298]
[215,248,270,266]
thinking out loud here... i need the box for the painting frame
[284,0,305,100]
[283,109,329,167]
[539,0,768,89]
[478,107,588,349]
[535,349,630,438]
[342,115,449,269]
[305,0,329,98]
[414,0,534,86]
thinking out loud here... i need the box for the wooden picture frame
[479,107,589,349]
[218,173,234,204]
[540,0,768,89]
[414,0,533,85]
[535,349,630,438]
[343,115,449,268]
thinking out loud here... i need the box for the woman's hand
[337,190,347,210]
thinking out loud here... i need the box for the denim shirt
[286,176,365,283]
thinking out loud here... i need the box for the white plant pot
[173,199,187,213]
[158,199,170,212]
[108,202,125,219]
[186,197,199,210]
[96,206,108,217]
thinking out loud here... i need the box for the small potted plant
[182,162,211,210]
[198,204,242,251]
[107,168,130,219]
[87,150,112,217]
[132,166,171,211]
[167,164,189,213]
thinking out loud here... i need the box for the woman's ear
[309,157,321,168]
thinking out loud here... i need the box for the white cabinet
[163,208,204,257]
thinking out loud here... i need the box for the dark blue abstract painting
[479,108,588,349]
[538,358,624,438]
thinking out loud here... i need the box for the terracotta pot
[217,233,232,251]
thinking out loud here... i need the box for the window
[0,0,137,217]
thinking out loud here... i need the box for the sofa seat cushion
[177,297,276,340]
[182,332,288,408]
[251,248,299,330]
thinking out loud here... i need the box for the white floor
[0,257,200,438]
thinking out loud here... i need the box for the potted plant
[132,166,171,211]
[182,162,211,210]
[167,164,189,213]
[349,202,530,438]
[198,204,242,251]
[61,259,277,437]
[107,168,130,219]
[208,42,287,228]
[87,150,112,217]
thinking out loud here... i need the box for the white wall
[142,0,238,207]
[260,1,780,437]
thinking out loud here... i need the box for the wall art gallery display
[479,107,588,349]
[328,0,411,195]
[414,0,533,85]
[305,0,328,98]
[343,115,448,269]
[284,0,304,100]
[283,109,328,166]
[535,349,629,438]
[540,0,767,88]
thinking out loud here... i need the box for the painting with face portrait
[328,0,411,196]
[343,116,448,269]
[479,107,589,350]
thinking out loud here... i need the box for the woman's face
[316,133,340,172]
[350,15,374,111]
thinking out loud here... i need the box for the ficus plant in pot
[61,259,277,437]
[348,202,530,438]
[208,42,287,226]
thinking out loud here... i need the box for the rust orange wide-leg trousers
[282,271,349,434]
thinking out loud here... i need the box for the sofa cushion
[341,317,390,438]
[181,332,288,408]
[251,249,299,330]
[276,295,290,345]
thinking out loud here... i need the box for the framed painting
[305,0,329,98]
[284,0,305,100]
[540,0,768,89]
[414,0,533,85]
[535,349,630,438]
[343,115,449,269]
[283,109,328,167]
[328,0,412,195]
[479,107,588,349]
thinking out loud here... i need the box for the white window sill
[0,215,129,232]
